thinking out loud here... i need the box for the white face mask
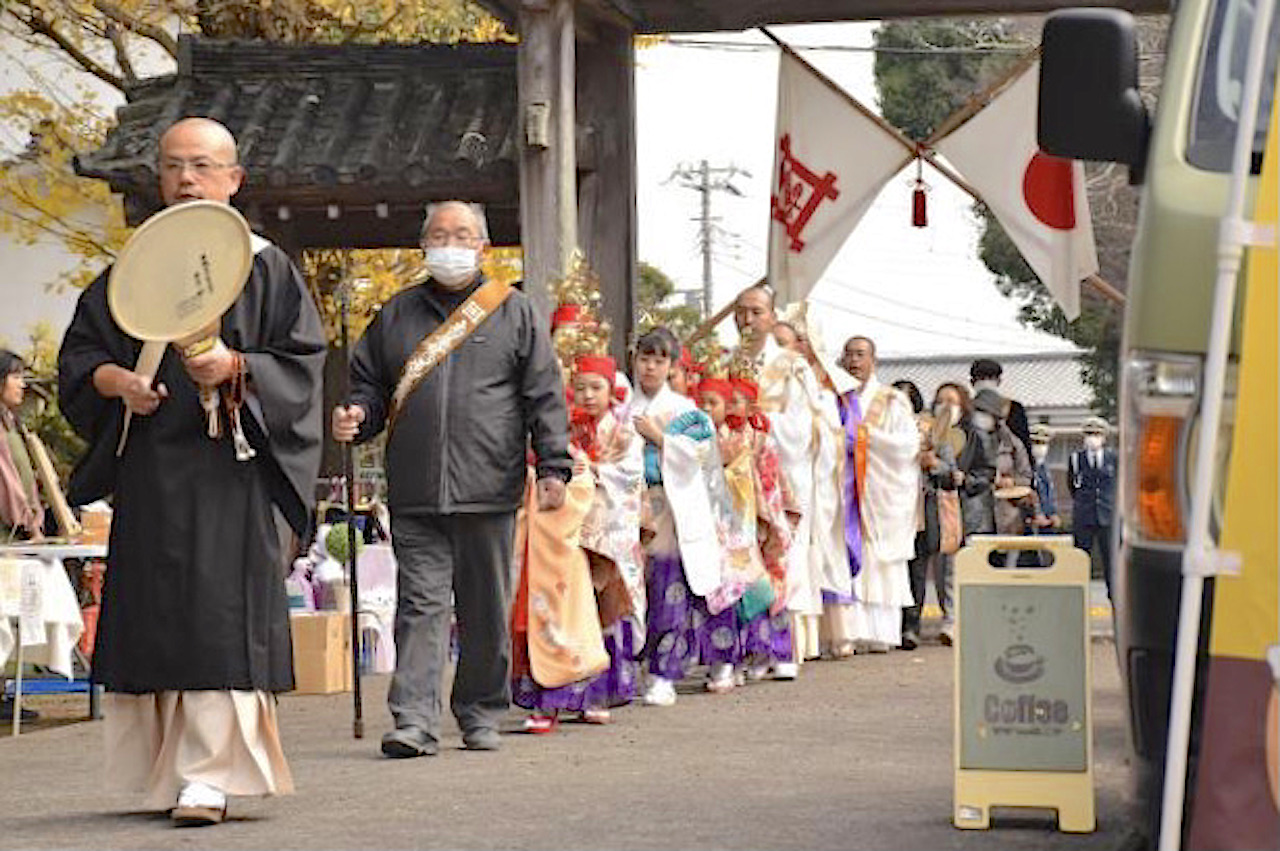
[425,246,480,288]
[1032,444,1049,464]
[933,403,962,428]
[971,411,996,432]
[1084,434,1105,451]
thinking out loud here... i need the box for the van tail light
[1136,416,1185,541]
[1124,354,1199,545]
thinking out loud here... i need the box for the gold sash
[388,278,513,432]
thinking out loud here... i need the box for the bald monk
[58,117,325,826]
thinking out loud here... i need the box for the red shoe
[522,713,558,734]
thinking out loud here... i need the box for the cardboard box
[290,612,352,694]
[77,510,112,545]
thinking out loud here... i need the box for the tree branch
[106,22,139,87]
[92,0,179,57]
[14,10,125,91]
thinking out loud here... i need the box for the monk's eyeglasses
[159,158,237,177]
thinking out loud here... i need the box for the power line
[665,38,1033,56]
[709,254,1019,348]
[727,234,1035,334]
[665,160,751,319]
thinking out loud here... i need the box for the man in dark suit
[1068,416,1117,596]
[969,358,1032,460]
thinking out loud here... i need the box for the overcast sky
[634,22,1075,359]
[0,20,1075,360]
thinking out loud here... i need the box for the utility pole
[667,160,750,318]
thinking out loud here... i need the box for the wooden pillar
[517,0,578,316]
[576,19,638,363]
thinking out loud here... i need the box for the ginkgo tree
[1,0,510,295]
[1,0,511,473]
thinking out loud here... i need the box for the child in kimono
[632,332,734,705]
[728,377,795,682]
[514,355,645,732]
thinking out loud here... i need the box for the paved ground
[0,622,1134,851]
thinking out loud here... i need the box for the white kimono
[806,383,853,604]
[844,376,919,644]
[754,336,818,615]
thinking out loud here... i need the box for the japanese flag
[934,61,1097,320]
[768,49,913,306]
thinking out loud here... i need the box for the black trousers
[1074,523,1114,597]
[387,511,516,741]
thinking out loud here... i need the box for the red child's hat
[575,354,617,385]
[731,378,759,402]
[696,378,734,403]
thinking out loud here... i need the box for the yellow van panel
[1212,91,1279,661]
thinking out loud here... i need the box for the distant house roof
[878,350,1094,412]
[75,37,521,248]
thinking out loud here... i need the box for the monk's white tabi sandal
[172,781,227,827]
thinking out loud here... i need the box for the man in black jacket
[970,358,1032,459]
[333,201,571,758]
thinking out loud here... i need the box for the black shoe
[0,699,38,722]
[462,728,501,751]
[380,726,439,758]
[900,633,919,651]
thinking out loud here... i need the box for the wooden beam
[576,17,638,361]
[516,0,578,314]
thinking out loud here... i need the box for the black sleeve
[1007,400,1032,458]
[56,270,122,442]
[238,250,327,537]
[516,298,571,482]
[349,309,391,444]
[958,431,995,496]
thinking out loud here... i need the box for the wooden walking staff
[688,276,768,345]
[338,281,365,740]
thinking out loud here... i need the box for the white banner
[767,49,913,307]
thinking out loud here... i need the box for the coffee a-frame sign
[953,535,1095,833]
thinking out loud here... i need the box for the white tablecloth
[0,545,97,679]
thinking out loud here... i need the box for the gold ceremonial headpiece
[549,250,611,369]
[729,328,762,384]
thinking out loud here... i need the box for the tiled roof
[878,351,1094,411]
[75,37,520,241]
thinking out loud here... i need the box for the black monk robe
[57,238,325,694]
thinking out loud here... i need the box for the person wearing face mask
[956,389,1001,537]
[969,358,1032,462]
[972,388,1034,536]
[1028,424,1061,536]
[334,200,572,758]
[905,382,969,649]
[1068,416,1116,597]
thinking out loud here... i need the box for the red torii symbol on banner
[771,133,841,253]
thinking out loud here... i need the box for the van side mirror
[1039,9,1150,182]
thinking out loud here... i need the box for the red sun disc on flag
[1022,151,1076,230]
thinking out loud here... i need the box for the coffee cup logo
[995,603,1045,684]
[995,643,1046,684]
